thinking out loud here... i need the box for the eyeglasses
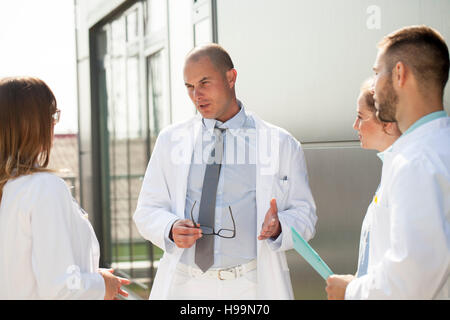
[52,109,61,124]
[190,201,236,238]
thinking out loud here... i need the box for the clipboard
[291,227,333,280]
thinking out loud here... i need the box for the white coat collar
[391,116,450,154]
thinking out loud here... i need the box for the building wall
[217,0,450,141]
[48,134,81,202]
[167,0,196,123]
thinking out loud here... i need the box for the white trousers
[167,265,258,300]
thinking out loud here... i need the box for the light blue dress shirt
[402,110,448,136]
[180,101,258,268]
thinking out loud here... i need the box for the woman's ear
[383,121,402,136]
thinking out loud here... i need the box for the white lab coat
[134,111,317,299]
[346,117,450,299]
[0,172,105,299]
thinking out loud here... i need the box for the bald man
[134,44,317,299]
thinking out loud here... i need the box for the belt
[176,259,257,280]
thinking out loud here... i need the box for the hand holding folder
[291,227,333,280]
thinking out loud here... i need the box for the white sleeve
[266,232,283,250]
[133,131,180,252]
[31,176,105,300]
[273,136,317,252]
[345,157,449,299]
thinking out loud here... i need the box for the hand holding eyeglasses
[258,198,281,240]
[170,219,203,249]
[190,201,236,238]
[169,201,236,248]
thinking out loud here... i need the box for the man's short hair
[186,43,234,75]
[378,25,449,95]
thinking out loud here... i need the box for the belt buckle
[218,268,236,280]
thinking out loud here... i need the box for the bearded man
[326,25,450,300]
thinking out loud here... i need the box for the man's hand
[325,274,355,300]
[258,198,281,240]
[170,219,202,248]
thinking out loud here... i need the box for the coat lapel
[253,113,278,263]
[253,113,278,227]
[174,117,203,218]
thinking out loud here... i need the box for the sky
[0,0,78,134]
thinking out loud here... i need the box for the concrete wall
[167,0,196,123]
[216,0,450,142]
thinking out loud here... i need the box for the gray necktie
[195,127,226,272]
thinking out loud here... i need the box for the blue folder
[291,227,333,280]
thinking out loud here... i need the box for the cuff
[344,277,360,300]
[83,272,106,300]
[266,231,283,251]
[164,217,180,253]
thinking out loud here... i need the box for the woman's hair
[359,78,377,114]
[359,77,402,138]
[0,77,57,202]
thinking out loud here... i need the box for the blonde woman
[326,78,401,299]
[0,77,129,299]
[352,79,401,151]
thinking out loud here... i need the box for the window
[147,50,168,151]
[93,0,169,299]
[193,0,217,45]
[146,0,166,35]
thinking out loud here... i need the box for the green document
[291,227,333,280]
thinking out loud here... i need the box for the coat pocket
[272,176,289,210]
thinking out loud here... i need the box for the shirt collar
[402,110,448,136]
[382,109,448,159]
[202,100,248,130]
[376,145,393,163]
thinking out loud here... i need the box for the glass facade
[147,50,168,150]
[93,0,169,299]
[193,0,216,45]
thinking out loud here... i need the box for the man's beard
[375,77,398,123]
